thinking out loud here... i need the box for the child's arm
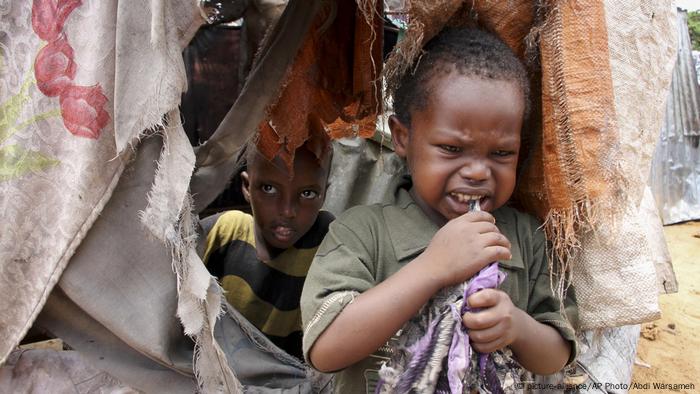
[462,289,572,375]
[308,211,512,372]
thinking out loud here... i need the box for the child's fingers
[464,309,510,353]
[458,210,496,224]
[468,221,501,234]
[462,311,500,332]
[470,336,507,354]
[481,245,512,263]
[468,321,507,344]
[463,316,513,352]
[462,293,501,332]
[466,289,501,310]
[479,232,511,249]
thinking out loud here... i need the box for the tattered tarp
[0,0,239,392]
[0,348,136,393]
[2,0,380,392]
[649,9,700,225]
[192,0,384,210]
[0,0,680,393]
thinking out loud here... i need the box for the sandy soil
[630,221,700,393]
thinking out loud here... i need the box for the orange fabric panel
[257,0,383,169]
[515,0,619,248]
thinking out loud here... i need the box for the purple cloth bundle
[448,262,506,393]
[379,262,506,393]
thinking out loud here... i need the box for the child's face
[242,147,330,251]
[391,73,524,225]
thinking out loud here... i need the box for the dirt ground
[630,221,700,393]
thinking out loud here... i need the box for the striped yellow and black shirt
[203,210,334,359]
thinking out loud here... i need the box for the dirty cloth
[34,133,329,393]
[255,0,383,170]
[0,0,198,363]
[0,0,241,392]
[2,0,370,391]
[570,1,677,329]
[0,348,137,394]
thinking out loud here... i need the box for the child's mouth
[448,192,487,212]
[272,226,295,241]
[449,192,484,203]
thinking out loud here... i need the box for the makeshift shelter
[649,8,700,224]
[0,0,679,392]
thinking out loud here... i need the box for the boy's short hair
[393,27,530,127]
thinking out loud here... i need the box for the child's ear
[389,115,409,159]
[241,171,251,203]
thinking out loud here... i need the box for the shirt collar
[384,186,440,261]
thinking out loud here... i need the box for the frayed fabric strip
[139,111,240,393]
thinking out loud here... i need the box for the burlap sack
[518,0,620,266]
[571,1,677,329]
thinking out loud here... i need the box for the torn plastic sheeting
[649,9,700,225]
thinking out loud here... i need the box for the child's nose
[280,197,298,218]
[459,161,490,182]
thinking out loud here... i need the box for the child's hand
[421,211,512,288]
[461,289,523,353]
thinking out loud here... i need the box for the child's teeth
[452,193,482,203]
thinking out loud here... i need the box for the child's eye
[261,184,276,194]
[492,150,515,157]
[300,190,319,199]
[439,145,461,153]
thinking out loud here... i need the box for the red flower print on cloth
[34,36,76,97]
[31,0,110,139]
[59,85,109,139]
[32,0,82,41]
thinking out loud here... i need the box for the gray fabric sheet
[0,348,138,394]
[36,134,197,393]
[36,134,326,393]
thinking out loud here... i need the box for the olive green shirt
[301,186,578,394]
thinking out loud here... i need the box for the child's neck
[409,187,449,227]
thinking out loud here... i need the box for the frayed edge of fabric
[138,111,240,393]
[356,0,384,119]
[540,194,621,313]
[541,201,591,305]
[382,0,464,101]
